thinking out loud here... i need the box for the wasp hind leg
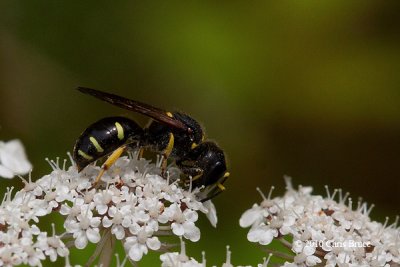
[93,146,126,187]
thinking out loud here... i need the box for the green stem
[262,247,294,261]
[85,229,112,267]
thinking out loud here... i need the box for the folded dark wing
[77,87,188,131]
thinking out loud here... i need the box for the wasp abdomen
[73,116,143,171]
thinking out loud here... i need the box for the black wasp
[73,87,229,201]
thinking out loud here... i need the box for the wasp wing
[77,87,188,131]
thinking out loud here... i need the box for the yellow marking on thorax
[90,136,104,153]
[166,112,173,118]
[78,150,93,160]
[164,133,174,157]
[223,172,230,178]
[191,142,198,149]
[115,122,124,140]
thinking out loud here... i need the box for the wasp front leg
[198,171,230,202]
[176,161,204,188]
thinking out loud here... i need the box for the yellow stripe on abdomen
[89,136,104,153]
[115,122,125,140]
[78,150,93,160]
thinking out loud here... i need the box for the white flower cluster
[0,153,216,266]
[2,138,399,267]
[0,185,69,266]
[240,177,400,266]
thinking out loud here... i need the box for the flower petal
[146,236,161,250]
[204,200,218,228]
[75,233,88,249]
[86,228,100,243]
[183,222,200,242]
[0,165,14,178]
[0,139,31,175]
[171,223,185,236]
[239,207,262,228]
[129,244,144,261]
[112,225,125,240]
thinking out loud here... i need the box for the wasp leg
[160,132,174,177]
[93,146,126,186]
[179,165,203,179]
[176,160,204,188]
[198,171,229,202]
[160,155,168,177]
[199,182,226,202]
[180,166,203,179]
[138,147,144,159]
[200,186,227,202]
[199,189,223,202]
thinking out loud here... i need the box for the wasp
[73,87,229,201]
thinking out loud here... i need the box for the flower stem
[262,247,294,261]
[85,229,113,267]
[278,237,292,249]
[98,231,116,267]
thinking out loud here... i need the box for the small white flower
[247,223,278,245]
[293,241,321,266]
[35,227,69,262]
[124,225,161,261]
[160,252,203,267]
[103,206,128,240]
[60,197,85,218]
[93,188,115,215]
[64,205,101,249]
[239,203,266,228]
[20,236,46,267]
[161,203,200,242]
[160,238,203,267]
[0,139,31,179]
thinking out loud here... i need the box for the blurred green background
[1,1,400,266]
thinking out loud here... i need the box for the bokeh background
[1,1,399,266]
